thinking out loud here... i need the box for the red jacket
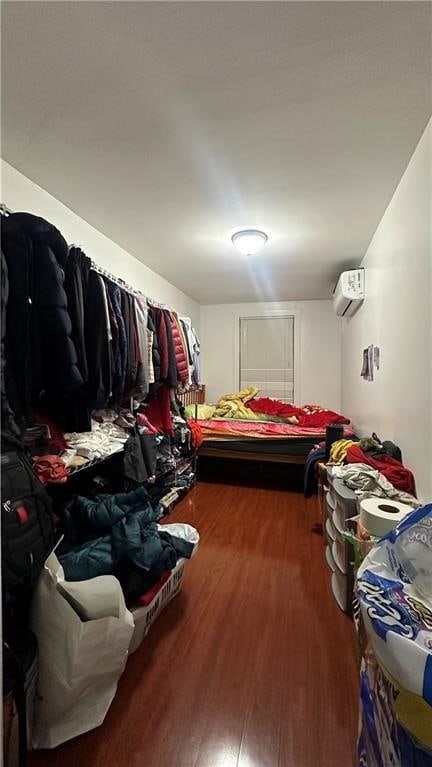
[168,313,189,383]
[346,444,416,495]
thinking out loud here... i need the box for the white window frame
[233,308,302,404]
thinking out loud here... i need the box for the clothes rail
[89,259,168,309]
[0,202,12,216]
[1,203,169,311]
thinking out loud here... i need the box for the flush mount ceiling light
[231,229,268,256]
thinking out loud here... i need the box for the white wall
[201,300,342,411]
[0,161,200,328]
[341,121,431,501]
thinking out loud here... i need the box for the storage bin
[331,569,349,613]
[325,545,336,572]
[325,516,336,544]
[332,537,347,574]
[129,560,186,654]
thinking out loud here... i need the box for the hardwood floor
[30,480,359,767]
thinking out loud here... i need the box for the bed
[197,419,351,464]
[178,388,352,467]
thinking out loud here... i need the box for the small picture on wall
[361,345,374,381]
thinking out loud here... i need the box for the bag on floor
[30,551,134,749]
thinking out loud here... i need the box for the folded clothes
[64,419,129,460]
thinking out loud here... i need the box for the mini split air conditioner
[333,269,365,317]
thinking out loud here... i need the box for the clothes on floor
[117,530,194,604]
[59,487,162,580]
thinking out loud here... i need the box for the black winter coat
[5,214,83,426]
[0,251,20,437]
[1,215,35,425]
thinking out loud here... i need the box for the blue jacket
[59,488,162,581]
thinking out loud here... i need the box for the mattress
[197,418,352,441]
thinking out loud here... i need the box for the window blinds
[239,316,295,403]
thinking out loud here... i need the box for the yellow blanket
[213,387,260,420]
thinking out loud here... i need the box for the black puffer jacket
[1,214,36,425]
[0,251,20,437]
[5,214,83,423]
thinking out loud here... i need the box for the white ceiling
[2,2,431,304]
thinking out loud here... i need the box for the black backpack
[1,432,54,593]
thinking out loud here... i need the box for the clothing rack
[1,202,173,312]
[0,202,12,216]
[89,259,169,309]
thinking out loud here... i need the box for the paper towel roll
[359,498,414,538]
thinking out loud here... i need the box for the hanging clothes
[64,247,91,383]
[164,310,183,385]
[171,312,189,385]
[147,307,160,384]
[1,214,37,426]
[134,297,149,399]
[5,213,84,430]
[153,307,168,381]
[107,281,127,402]
[180,316,201,387]
[145,385,173,437]
[0,251,20,437]
[85,272,112,409]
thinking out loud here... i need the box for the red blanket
[346,444,416,495]
[247,398,350,428]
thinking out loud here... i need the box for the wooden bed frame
[178,386,308,465]
[198,445,306,464]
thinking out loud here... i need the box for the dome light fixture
[231,228,268,256]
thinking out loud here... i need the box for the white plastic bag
[30,552,134,749]
[357,504,432,704]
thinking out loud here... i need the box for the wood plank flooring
[30,480,359,767]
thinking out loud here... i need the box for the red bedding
[247,398,350,428]
[198,419,354,441]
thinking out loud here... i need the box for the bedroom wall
[1,160,201,328]
[341,120,431,501]
[200,300,342,411]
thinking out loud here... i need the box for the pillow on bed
[184,403,216,420]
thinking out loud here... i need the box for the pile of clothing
[247,397,351,427]
[185,388,351,428]
[329,435,418,504]
[58,487,197,605]
[1,212,201,435]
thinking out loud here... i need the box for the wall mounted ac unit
[333,269,365,317]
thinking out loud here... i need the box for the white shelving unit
[324,468,358,615]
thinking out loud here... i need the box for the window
[239,315,295,402]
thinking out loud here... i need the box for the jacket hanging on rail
[85,271,112,409]
[2,213,84,430]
